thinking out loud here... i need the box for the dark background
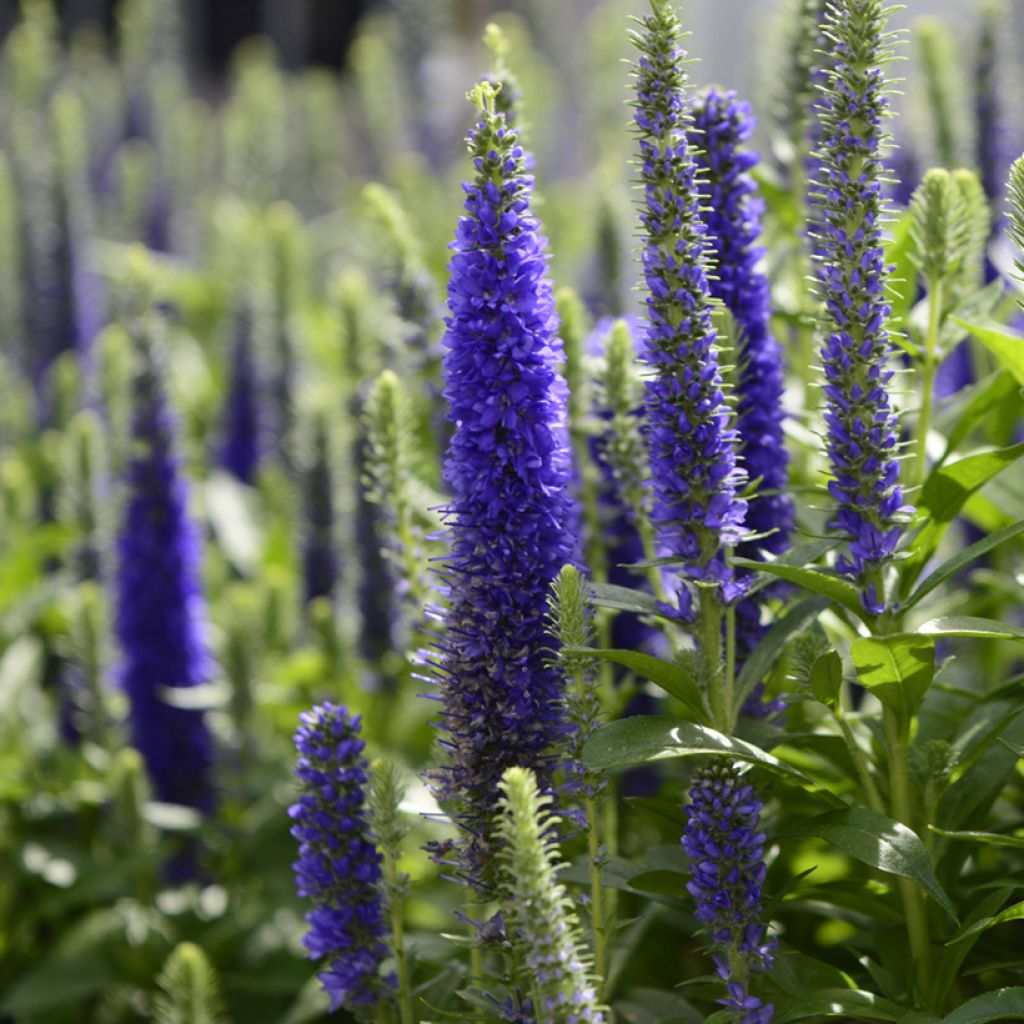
[0,0,374,73]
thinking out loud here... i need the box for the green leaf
[810,650,844,709]
[939,283,1004,353]
[928,826,1024,851]
[567,648,705,719]
[904,519,1024,609]
[581,716,844,805]
[850,635,935,726]
[732,558,867,621]
[903,441,1024,591]
[945,899,1024,947]
[884,209,917,331]
[775,988,904,1023]
[919,616,1024,641]
[780,807,958,921]
[734,596,829,706]
[953,318,1024,386]
[939,710,1024,830]
[942,988,1024,1024]
[588,582,661,616]
[626,870,689,898]
[935,370,1019,465]
[204,472,262,575]
[931,887,1015,1007]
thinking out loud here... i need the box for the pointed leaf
[850,635,935,727]
[919,616,1024,642]
[935,370,1019,465]
[903,441,1024,590]
[928,826,1024,851]
[810,650,843,709]
[566,648,705,718]
[775,989,903,1023]
[581,716,844,805]
[931,887,1015,1007]
[953,318,1024,386]
[942,988,1024,1024]
[732,558,866,621]
[945,899,1024,947]
[588,582,661,616]
[905,519,1024,609]
[780,807,957,921]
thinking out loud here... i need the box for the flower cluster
[220,306,260,485]
[632,2,747,601]
[812,0,910,613]
[427,82,576,885]
[690,88,793,698]
[495,767,606,1024]
[683,763,774,1023]
[115,316,214,814]
[289,703,393,1013]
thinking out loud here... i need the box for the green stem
[636,514,668,605]
[913,275,943,490]
[384,856,413,1024]
[571,430,609,586]
[585,794,607,989]
[884,708,932,1003]
[724,600,736,733]
[698,588,727,732]
[834,710,885,814]
[574,669,607,988]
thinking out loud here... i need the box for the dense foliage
[1,0,1023,1022]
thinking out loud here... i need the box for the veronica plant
[812,0,911,616]
[690,88,793,695]
[632,0,747,731]
[494,766,607,1023]
[289,703,395,1016]
[115,303,215,822]
[908,169,969,486]
[683,764,775,1024]
[364,368,427,629]
[426,80,575,886]
[219,304,261,486]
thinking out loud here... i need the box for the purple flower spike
[289,703,393,1013]
[690,88,794,693]
[684,763,775,1019]
[219,306,261,485]
[115,316,214,816]
[425,83,576,887]
[632,3,748,600]
[812,0,911,610]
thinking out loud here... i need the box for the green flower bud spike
[495,767,607,1023]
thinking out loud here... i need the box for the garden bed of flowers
[1,0,1023,1022]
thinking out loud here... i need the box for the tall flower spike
[427,81,576,885]
[115,308,214,815]
[632,1,747,602]
[301,409,339,606]
[683,763,775,1024]
[495,767,607,1024]
[289,703,394,1015]
[690,89,793,716]
[974,0,1011,209]
[812,0,911,615]
[219,305,261,485]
